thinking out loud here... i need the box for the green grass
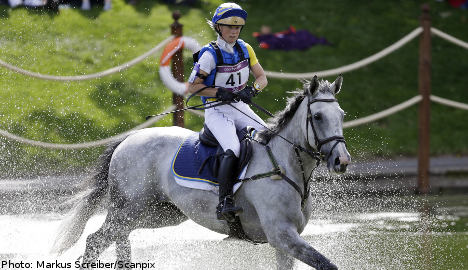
[0,0,467,176]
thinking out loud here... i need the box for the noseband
[306,96,346,162]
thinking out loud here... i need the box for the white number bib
[214,59,250,92]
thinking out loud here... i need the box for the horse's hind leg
[81,199,187,269]
[112,201,188,266]
[116,233,131,262]
[80,205,142,269]
[110,204,145,268]
[275,249,295,270]
[113,214,140,269]
[81,213,117,268]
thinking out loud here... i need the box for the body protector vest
[192,39,251,104]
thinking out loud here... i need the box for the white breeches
[205,101,267,157]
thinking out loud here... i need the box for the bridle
[306,96,346,163]
[290,95,346,207]
[236,93,347,208]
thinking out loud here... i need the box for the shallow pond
[0,194,466,270]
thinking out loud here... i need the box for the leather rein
[239,95,346,209]
[183,89,346,208]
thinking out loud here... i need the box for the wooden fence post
[171,11,185,127]
[417,4,432,194]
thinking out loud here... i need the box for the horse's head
[303,75,351,173]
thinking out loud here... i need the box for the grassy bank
[0,0,467,176]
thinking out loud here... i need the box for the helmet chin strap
[214,24,222,36]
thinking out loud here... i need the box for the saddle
[171,125,254,191]
[198,124,254,178]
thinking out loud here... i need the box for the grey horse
[52,76,351,270]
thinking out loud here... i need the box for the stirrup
[216,196,243,222]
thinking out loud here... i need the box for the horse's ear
[331,75,343,95]
[306,75,319,95]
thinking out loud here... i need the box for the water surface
[0,194,466,270]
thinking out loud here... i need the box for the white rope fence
[431,95,468,111]
[0,105,175,149]
[343,96,422,128]
[431,27,468,50]
[0,27,467,148]
[0,36,173,81]
[2,93,467,148]
[264,27,468,79]
[342,94,468,128]
[0,28,466,82]
[264,27,423,79]
[186,94,468,128]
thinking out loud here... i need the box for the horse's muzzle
[327,145,351,174]
[334,156,351,173]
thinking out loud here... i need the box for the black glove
[237,86,257,104]
[215,87,237,102]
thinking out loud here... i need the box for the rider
[187,3,268,222]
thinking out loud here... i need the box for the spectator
[163,0,197,5]
[81,0,111,11]
[24,0,46,7]
[7,0,48,8]
[253,25,331,51]
[8,0,23,7]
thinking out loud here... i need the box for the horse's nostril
[340,163,348,172]
[334,157,340,166]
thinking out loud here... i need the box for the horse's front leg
[253,191,337,270]
[266,222,337,270]
[275,248,295,270]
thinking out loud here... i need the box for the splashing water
[0,193,466,270]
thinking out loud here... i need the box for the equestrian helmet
[212,3,247,26]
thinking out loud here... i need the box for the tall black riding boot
[216,149,243,222]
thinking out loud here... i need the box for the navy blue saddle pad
[171,130,248,189]
[172,132,220,186]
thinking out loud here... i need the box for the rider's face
[218,25,242,44]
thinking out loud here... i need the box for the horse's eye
[313,113,322,121]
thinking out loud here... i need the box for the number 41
[225,72,241,86]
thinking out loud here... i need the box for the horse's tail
[50,137,127,255]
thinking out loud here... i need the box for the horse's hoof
[321,262,338,270]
